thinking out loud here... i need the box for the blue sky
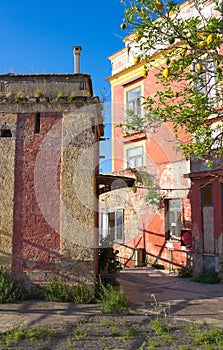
[0,0,125,97]
[0,0,126,173]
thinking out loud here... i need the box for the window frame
[126,86,142,118]
[126,145,144,168]
[99,209,124,245]
[125,84,144,134]
[201,184,213,207]
[193,59,217,103]
[165,198,183,241]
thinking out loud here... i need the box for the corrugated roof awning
[96,174,135,195]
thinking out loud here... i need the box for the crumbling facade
[0,73,103,289]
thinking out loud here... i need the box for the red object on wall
[181,229,192,247]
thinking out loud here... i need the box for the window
[201,184,213,206]
[165,199,183,240]
[34,112,40,134]
[126,146,144,168]
[99,209,124,245]
[210,124,222,150]
[126,86,141,117]
[125,86,143,133]
[193,60,217,103]
[0,129,12,137]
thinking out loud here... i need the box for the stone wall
[0,113,17,266]
[60,107,98,287]
[0,74,93,98]
[0,74,102,290]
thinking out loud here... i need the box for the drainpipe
[72,46,82,73]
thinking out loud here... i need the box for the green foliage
[45,279,72,302]
[0,269,24,303]
[128,168,162,207]
[72,284,94,304]
[150,317,171,335]
[97,282,128,314]
[120,0,223,160]
[192,270,221,284]
[72,325,88,340]
[178,264,193,278]
[192,324,223,346]
[0,325,57,346]
[56,92,64,99]
[45,278,94,303]
[98,246,122,275]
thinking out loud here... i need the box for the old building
[99,0,221,271]
[99,39,192,271]
[188,139,223,277]
[0,72,104,289]
[100,0,223,278]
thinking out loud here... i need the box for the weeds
[45,279,72,302]
[97,281,128,314]
[0,268,24,303]
[0,268,93,304]
[1,313,223,349]
[72,324,88,340]
[192,270,221,284]
[192,324,223,346]
[101,319,114,328]
[72,283,94,304]
[110,326,121,337]
[178,264,193,278]
[45,278,94,303]
[151,294,170,315]
[0,325,57,346]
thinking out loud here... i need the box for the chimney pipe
[72,46,82,73]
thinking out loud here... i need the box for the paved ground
[0,268,223,334]
[120,268,223,328]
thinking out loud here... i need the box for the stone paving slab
[0,301,99,333]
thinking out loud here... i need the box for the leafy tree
[120,0,223,163]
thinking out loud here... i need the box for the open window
[0,129,12,137]
[99,209,124,246]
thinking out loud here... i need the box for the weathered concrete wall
[0,113,17,267]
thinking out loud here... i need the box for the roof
[96,174,135,195]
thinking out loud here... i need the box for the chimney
[72,46,82,73]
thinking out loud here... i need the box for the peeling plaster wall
[99,166,192,270]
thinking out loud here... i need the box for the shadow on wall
[115,228,192,272]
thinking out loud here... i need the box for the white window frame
[125,85,144,134]
[99,209,124,245]
[193,59,217,105]
[126,86,141,117]
[126,145,144,168]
